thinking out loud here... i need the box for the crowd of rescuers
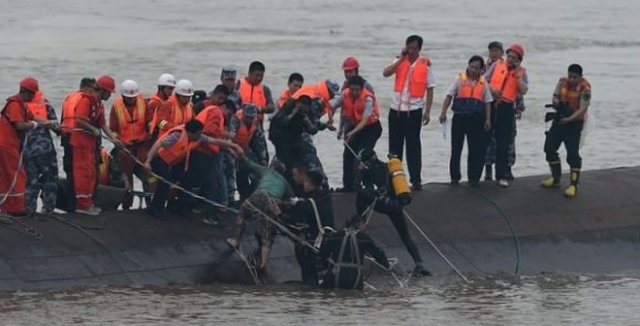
[0,34,591,289]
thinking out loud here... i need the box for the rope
[402,209,471,283]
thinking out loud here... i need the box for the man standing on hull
[382,34,436,191]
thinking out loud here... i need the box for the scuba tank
[387,155,412,205]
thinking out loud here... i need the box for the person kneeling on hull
[356,148,431,276]
[319,213,390,290]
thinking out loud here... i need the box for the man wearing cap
[24,85,60,215]
[70,75,121,215]
[341,56,375,94]
[382,35,437,191]
[220,66,241,110]
[0,78,39,216]
[485,43,528,187]
[484,41,523,182]
[109,79,149,209]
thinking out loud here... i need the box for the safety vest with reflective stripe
[60,91,84,134]
[157,126,201,167]
[238,78,267,120]
[559,77,591,120]
[155,95,193,138]
[112,96,148,145]
[26,91,47,120]
[489,60,523,103]
[452,72,487,114]
[341,88,380,126]
[394,56,430,98]
[98,147,110,186]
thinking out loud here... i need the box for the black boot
[484,164,493,181]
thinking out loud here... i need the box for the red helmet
[342,56,360,71]
[97,75,116,93]
[19,77,39,92]
[507,43,525,60]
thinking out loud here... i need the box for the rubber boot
[564,169,580,198]
[541,162,561,188]
[413,262,432,277]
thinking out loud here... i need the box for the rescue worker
[0,78,39,216]
[484,41,522,182]
[382,34,437,191]
[24,89,60,215]
[69,75,121,215]
[230,104,265,200]
[439,55,493,187]
[283,167,335,285]
[541,64,591,198]
[153,79,195,138]
[220,66,241,110]
[144,119,242,219]
[109,79,150,209]
[147,73,176,138]
[237,61,275,164]
[277,72,304,109]
[330,75,382,192]
[485,43,528,187]
[191,85,234,224]
[97,146,129,189]
[60,78,99,209]
[225,152,293,275]
[319,213,390,290]
[341,56,375,94]
[356,148,431,276]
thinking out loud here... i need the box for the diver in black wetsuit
[355,148,431,276]
[319,213,389,290]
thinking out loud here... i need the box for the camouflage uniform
[485,95,525,178]
[230,113,269,200]
[24,104,58,213]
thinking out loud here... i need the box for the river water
[1,0,639,324]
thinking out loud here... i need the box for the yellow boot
[564,185,577,197]
[541,177,560,188]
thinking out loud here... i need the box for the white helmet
[120,79,139,98]
[157,73,176,87]
[175,79,194,96]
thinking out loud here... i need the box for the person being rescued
[319,213,390,290]
[356,148,431,276]
[280,165,335,285]
[225,151,293,277]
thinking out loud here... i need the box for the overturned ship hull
[1,166,639,292]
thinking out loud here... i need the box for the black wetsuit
[283,188,334,285]
[356,159,424,265]
[319,228,389,290]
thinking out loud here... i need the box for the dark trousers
[388,109,423,186]
[236,161,257,201]
[179,151,223,216]
[149,158,185,217]
[342,121,382,190]
[450,113,488,183]
[494,102,515,180]
[356,191,422,264]
[295,245,319,286]
[544,121,583,168]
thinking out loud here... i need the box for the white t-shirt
[389,57,437,112]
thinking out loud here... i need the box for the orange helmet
[342,56,360,71]
[97,75,116,93]
[507,43,525,60]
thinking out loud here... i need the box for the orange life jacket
[157,126,201,168]
[0,95,30,147]
[311,81,331,116]
[452,72,487,114]
[98,147,110,186]
[147,92,165,134]
[277,89,293,109]
[232,109,258,150]
[489,60,523,103]
[195,105,225,154]
[26,91,47,120]
[238,78,267,120]
[559,77,591,119]
[112,96,148,146]
[60,91,84,134]
[155,95,194,138]
[394,56,430,98]
[341,88,380,126]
